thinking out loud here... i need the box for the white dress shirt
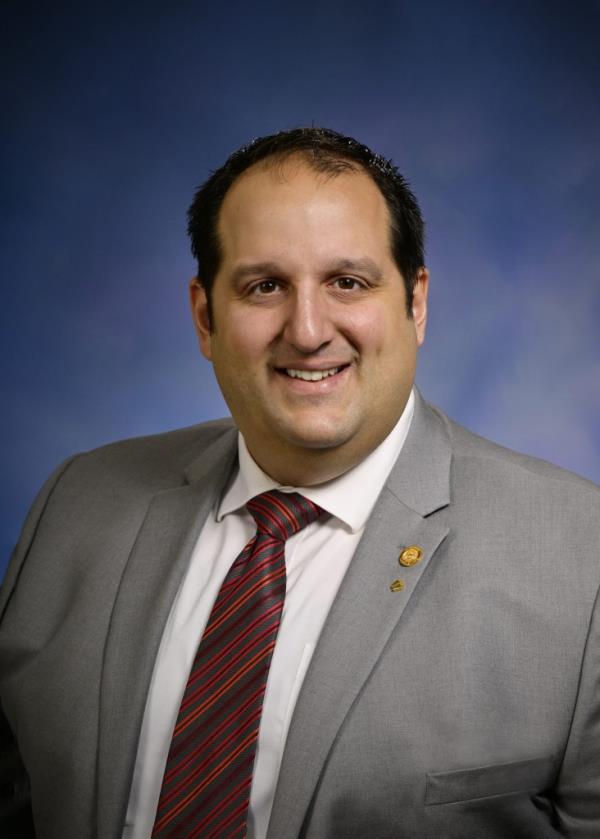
[124,390,414,839]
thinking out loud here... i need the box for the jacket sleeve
[0,700,35,838]
[554,580,600,836]
[0,456,77,620]
[0,456,78,838]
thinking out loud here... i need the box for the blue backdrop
[2,0,599,576]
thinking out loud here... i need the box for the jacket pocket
[425,756,555,805]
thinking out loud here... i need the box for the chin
[281,421,355,452]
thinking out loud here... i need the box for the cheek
[345,306,401,356]
[214,310,278,372]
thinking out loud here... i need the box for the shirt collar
[218,389,415,534]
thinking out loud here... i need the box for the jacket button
[399,546,423,567]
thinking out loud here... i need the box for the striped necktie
[152,489,323,838]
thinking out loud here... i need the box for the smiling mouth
[276,365,349,382]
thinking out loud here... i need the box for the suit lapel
[267,393,452,839]
[96,427,238,839]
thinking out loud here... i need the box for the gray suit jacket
[1,392,599,838]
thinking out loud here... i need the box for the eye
[251,279,281,295]
[333,276,364,291]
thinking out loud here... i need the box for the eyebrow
[229,257,384,284]
[326,257,383,281]
[230,262,284,284]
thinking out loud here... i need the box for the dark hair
[187,127,425,323]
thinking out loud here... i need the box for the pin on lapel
[389,579,405,592]
[399,545,423,567]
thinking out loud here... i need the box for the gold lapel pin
[399,545,423,567]
[390,579,405,592]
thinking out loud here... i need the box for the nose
[282,283,334,353]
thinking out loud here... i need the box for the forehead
[218,157,393,271]
[216,156,392,261]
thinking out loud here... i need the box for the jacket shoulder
[1,419,238,616]
[428,401,600,501]
[68,417,237,483]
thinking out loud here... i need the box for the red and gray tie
[152,489,323,838]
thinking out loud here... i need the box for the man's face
[191,157,428,483]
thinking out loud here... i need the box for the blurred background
[2,0,599,576]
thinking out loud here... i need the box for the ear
[412,267,429,347]
[189,277,213,360]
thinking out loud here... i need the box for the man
[1,127,599,838]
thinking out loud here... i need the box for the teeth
[285,367,340,381]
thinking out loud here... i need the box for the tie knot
[246,490,323,542]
